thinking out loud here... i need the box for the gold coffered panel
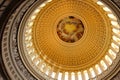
[32,0,112,71]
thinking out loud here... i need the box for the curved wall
[0,0,120,80]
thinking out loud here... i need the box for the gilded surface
[32,0,112,70]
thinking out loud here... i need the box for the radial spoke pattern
[22,0,120,80]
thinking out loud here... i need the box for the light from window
[84,70,89,80]
[31,15,36,20]
[78,72,82,80]
[34,9,40,14]
[111,21,119,27]
[107,14,117,20]
[45,68,49,75]
[40,3,46,8]
[51,72,56,78]
[34,59,40,66]
[105,55,112,65]
[103,7,111,12]
[28,48,34,54]
[89,68,96,78]
[71,72,75,80]
[28,22,33,27]
[100,60,107,70]
[26,29,32,34]
[97,1,104,6]
[29,53,36,61]
[112,36,120,44]
[95,64,102,74]
[111,42,119,52]
[47,0,52,2]
[112,28,119,34]
[65,72,68,80]
[109,49,116,59]
[41,63,46,71]
[58,72,62,80]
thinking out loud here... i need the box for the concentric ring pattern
[33,0,111,69]
[19,0,120,80]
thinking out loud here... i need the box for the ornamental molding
[1,0,41,80]
[0,0,120,80]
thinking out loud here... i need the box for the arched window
[65,72,69,80]
[95,64,102,74]
[105,55,112,65]
[78,72,82,80]
[84,70,89,80]
[71,72,75,80]
[58,72,62,80]
[89,68,96,78]
[100,60,107,70]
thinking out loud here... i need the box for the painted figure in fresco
[57,16,84,43]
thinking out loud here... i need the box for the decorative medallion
[57,16,84,43]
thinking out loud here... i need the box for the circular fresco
[57,16,84,43]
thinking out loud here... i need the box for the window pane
[84,70,89,80]
[95,64,102,74]
[89,68,96,78]
[100,60,107,70]
[105,55,112,65]
[51,72,56,78]
[65,72,68,80]
[78,72,82,80]
[71,72,75,80]
[58,72,62,80]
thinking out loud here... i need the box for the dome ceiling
[19,0,120,79]
[1,0,120,80]
[32,0,112,70]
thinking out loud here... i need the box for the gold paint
[32,0,112,71]
[64,24,77,33]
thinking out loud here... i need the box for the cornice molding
[0,0,120,80]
